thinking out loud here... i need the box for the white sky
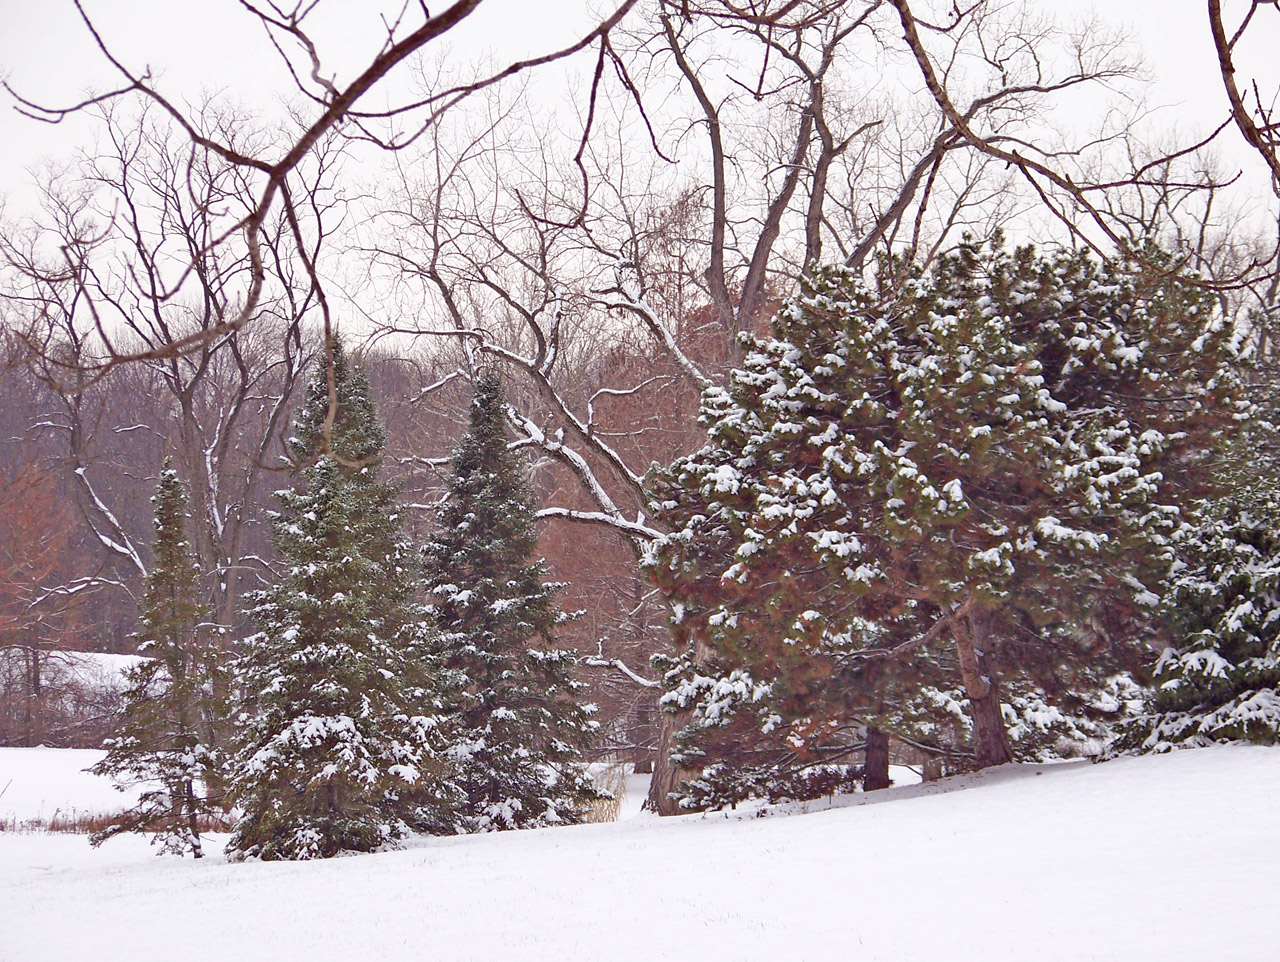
[0,0,1273,216]
[0,0,607,207]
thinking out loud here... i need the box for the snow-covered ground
[0,747,144,826]
[1,745,1274,961]
[60,650,146,680]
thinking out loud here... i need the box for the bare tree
[2,0,638,385]
[0,461,92,746]
[1209,0,1280,191]
[0,105,332,643]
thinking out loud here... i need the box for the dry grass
[0,809,233,835]
[585,762,629,824]
[1,809,124,834]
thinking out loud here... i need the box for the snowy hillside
[1,745,1274,962]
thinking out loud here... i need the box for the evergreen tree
[1116,474,1280,750]
[1111,309,1280,752]
[647,239,1245,804]
[226,336,442,860]
[90,462,225,857]
[421,369,601,833]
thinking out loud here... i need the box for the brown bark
[646,703,702,815]
[645,707,681,814]
[1208,0,1280,186]
[954,608,1013,769]
[184,779,203,859]
[863,726,891,791]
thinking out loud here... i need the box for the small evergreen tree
[421,369,601,833]
[90,462,225,857]
[1111,315,1280,752]
[226,336,442,860]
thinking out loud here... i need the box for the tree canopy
[646,239,1247,804]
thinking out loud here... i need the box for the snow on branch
[582,654,660,689]
[536,507,661,542]
[72,467,146,577]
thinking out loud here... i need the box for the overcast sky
[0,0,606,206]
[0,0,1271,214]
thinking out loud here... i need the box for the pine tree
[647,239,1245,803]
[90,462,225,857]
[225,336,442,860]
[421,369,601,833]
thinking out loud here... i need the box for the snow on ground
[1,745,1274,961]
[60,650,146,680]
[0,649,145,698]
[0,747,142,825]
[615,771,652,821]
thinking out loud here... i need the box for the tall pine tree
[90,462,225,857]
[421,369,601,833]
[226,336,443,860]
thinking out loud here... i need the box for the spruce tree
[647,239,1245,803]
[226,336,442,860]
[1111,317,1280,752]
[90,462,225,857]
[1115,476,1280,750]
[421,369,600,833]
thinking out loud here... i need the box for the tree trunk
[921,755,944,782]
[631,700,654,774]
[644,706,689,815]
[184,778,204,859]
[863,726,891,791]
[954,608,1013,769]
[24,641,44,748]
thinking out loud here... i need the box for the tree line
[72,234,1280,860]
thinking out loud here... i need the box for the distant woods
[0,338,663,758]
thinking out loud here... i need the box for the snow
[0,649,145,702]
[615,772,652,821]
[1,745,1276,961]
[0,748,144,824]
[60,650,146,679]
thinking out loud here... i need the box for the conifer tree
[1116,474,1280,750]
[226,336,442,860]
[1110,316,1280,752]
[421,369,601,833]
[647,239,1245,802]
[90,462,225,857]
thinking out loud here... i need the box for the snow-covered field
[0,747,144,826]
[1,745,1273,961]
